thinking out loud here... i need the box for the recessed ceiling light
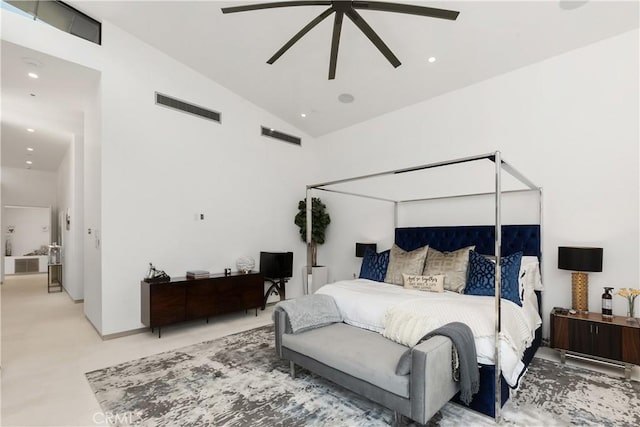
[28,72,39,79]
[559,1,589,10]
[27,147,34,152]
[22,57,44,68]
[338,93,355,104]
[26,160,33,165]
[27,128,35,133]
[300,113,307,118]
[428,56,437,63]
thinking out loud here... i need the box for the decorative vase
[627,297,636,322]
[236,256,255,274]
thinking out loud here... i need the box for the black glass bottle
[602,287,613,318]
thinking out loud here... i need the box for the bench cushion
[282,323,410,398]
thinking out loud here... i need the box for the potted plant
[294,197,331,267]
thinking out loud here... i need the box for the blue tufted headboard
[395,225,541,259]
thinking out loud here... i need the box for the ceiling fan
[221,1,460,80]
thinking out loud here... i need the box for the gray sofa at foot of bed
[274,309,459,425]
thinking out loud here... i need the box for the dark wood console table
[551,310,640,379]
[141,271,263,337]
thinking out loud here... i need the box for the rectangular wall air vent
[261,126,301,146]
[155,92,221,123]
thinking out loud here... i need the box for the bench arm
[410,336,460,424]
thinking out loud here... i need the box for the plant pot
[302,266,328,294]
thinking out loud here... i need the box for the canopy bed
[301,151,542,422]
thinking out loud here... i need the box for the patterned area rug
[86,326,639,426]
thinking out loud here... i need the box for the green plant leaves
[294,197,331,244]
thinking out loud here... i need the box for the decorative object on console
[144,262,170,283]
[236,256,255,273]
[558,246,603,313]
[602,287,613,319]
[355,242,377,258]
[615,287,640,322]
[186,270,210,279]
[260,251,294,309]
[48,243,62,265]
[294,197,330,267]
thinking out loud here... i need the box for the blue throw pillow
[359,248,390,282]
[465,250,523,306]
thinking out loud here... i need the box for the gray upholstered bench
[274,310,459,425]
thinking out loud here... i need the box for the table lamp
[356,243,377,258]
[558,246,603,313]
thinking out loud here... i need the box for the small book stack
[186,270,209,279]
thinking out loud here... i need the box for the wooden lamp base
[571,272,589,313]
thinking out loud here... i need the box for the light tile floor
[1,274,637,426]
[1,274,274,426]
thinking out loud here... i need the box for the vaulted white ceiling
[73,0,638,136]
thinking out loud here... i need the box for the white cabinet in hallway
[4,256,48,274]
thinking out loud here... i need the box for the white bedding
[316,279,542,387]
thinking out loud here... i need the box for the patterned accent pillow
[358,248,390,282]
[402,274,445,293]
[423,246,475,293]
[465,250,523,306]
[384,244,429,285]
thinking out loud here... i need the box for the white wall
[1,167,58,207]
[83,79,102,331]
[316,30,639,339]
[56,135,84,300]
[2,13,317,335]
[98,22,316,334]
[2,206,50,257]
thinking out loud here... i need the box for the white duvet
[316,279,542,387]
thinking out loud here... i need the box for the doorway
[2,205,52,276]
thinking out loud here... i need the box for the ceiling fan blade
[267,8,334,64]
[222,1,331,14]
[345,9,400,68]
[352,1,459,20]
[328,11,345,80]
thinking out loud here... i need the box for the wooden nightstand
[550,310,640,379]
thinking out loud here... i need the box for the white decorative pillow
[423,246,475,293]
[519,256,543,300]
[483,254,543,303]
[384,244,429,285]
[383,306,439,347]
[403,273,445,293]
